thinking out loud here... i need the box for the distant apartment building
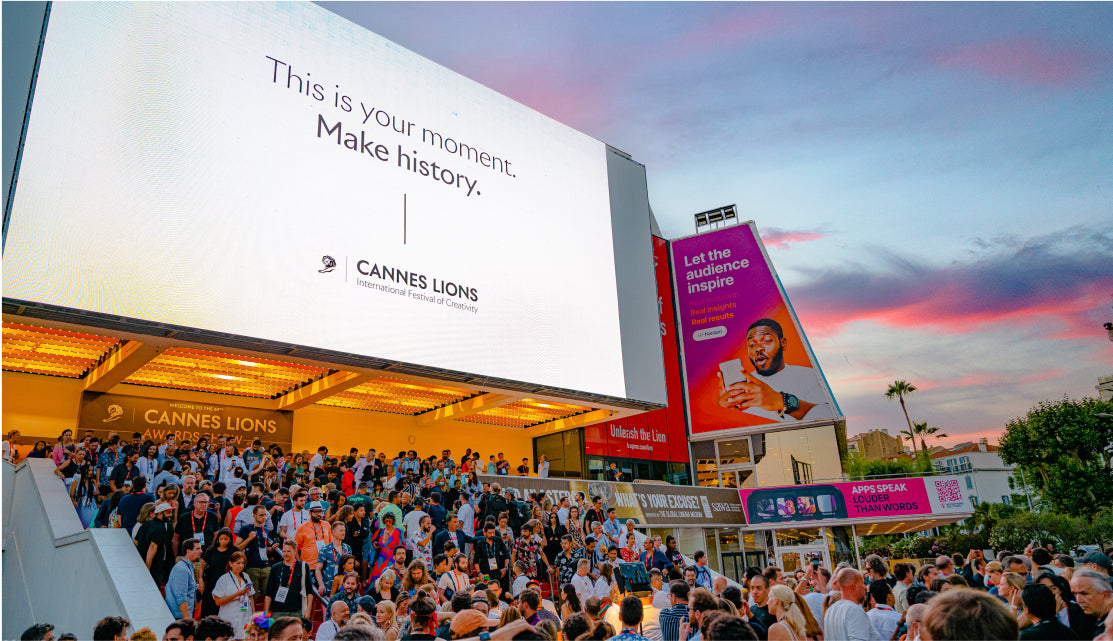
[929,438,1017,507]
[847,428,906,459]
[1097,374,1113,402]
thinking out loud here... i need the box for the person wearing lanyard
[175,493,217,552]
[438,553,472,601]
[294,501,331,575]
[265,539,312,619]
[212,551,254,640]
[692,552,713,590]
[315,520,351,597]
[165,538,202,620]
[236,505,276,595]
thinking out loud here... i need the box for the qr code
[935,479,962,502]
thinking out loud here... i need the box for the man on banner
[717,318,833,422]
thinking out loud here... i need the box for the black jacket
[1019,619,1079,640]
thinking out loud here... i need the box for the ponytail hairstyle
[770,584,806,640]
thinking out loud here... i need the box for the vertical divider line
[404,193,407,245]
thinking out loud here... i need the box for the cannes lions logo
[103,404,124,423]
[319,255,337,273]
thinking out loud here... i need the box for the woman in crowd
[370,512,402,580]
[137,444,160,481]
[27,440,49,459]
[212,551,253,640]
[371,479,386,500]
[566,506,586,550]
[375,600,400,641]
[325,490,345,521]
[383,465,398,491]
[53,447,86,489]
[200,527,236,617]
[465,471,482,495]
[768,584,808,641]
[621,532,640,563]
[132,502,157,540]
[560,584,583,620]
[594,562,619,602]
[997,571,1026,615]
[52,429,74,466]
[543,512,565,567]
[158,484,180,522]
[665,536,685,569]
[70,463,101,527]
[369,568,400,604]
[793,593,822,641]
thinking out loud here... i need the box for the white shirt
[640,602,664,641]
[538,460,549,478]
[803,591,827,630]
[213,572,254,640]
[867,604,901,641]
[315,619,341,641]
[558,506,570,525]
[824,599,877,641]
[747,364,835,422]
[512,574,530,596]
[571,573,594,605]
[402,509,428,541]
[594,577,615,600]
[279,508,309,539]
[652,588,671,611]
[217,455,245,483]
[137,456,160,480]
[309,453,325,475]
[458,503,475,537]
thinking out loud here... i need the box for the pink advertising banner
[670,223,840,434]
[739,476,972,525]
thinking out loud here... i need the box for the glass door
[775,544,827,575]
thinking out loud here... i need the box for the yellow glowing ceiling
[123,347,329,398]
[316,376,478,414]
[460,398,590,428]
[2,322,122,378]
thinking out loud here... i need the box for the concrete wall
[2,459,173,639]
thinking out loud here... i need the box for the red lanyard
[284,562,296,587]
[258,525,270,547]
[192,511,207,533]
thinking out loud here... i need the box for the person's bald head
[906,603,927,625]
[834,568,866,604]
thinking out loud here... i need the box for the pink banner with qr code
[739,475,971,525]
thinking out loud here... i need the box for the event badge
[275,586,289,603]
[259,547,268,562]
[487,557,497,571]
[194,532,204,545]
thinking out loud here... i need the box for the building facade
[847,429,906,459]
[930,439,1017,507]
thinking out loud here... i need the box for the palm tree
[913,421,948,454]
[886,380,918,456]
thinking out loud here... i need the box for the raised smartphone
[719,359,748,387]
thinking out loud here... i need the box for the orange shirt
[294,519,332,569]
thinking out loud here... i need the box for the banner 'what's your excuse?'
[670,223,841,435]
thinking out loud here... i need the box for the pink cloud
[670,6,796,54]
[935,38,1102,88]
[761,228,825,250]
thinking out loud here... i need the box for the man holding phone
[717,318,832,422]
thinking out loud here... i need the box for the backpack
[508,500,531,532]
[483,495,507,523]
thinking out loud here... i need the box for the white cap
[308,501,325,511]
[155,503,174,515]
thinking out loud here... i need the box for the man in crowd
[537,454,549,478]
[293,501,330,570]
[265,539,313,619]
[1071,570,1113,637]
[238,504,278,593]
[278,490,309,540]
[659,580,691,641]
[866,580,901,641]
[687,588,718,641]
[315,600,350,641]
[473,522,511,589]
[138,502,175,585]
[612,594,653,641]
[824,569,871,641]
[1019,584,1077,640]
[165,538,201,620]
[175,492,219,551]
[920,588,1019,640]
[116,475,154,532]
[692,551,713,589]
[893,562,914,612]
[748,574,777,634]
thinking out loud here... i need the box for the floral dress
[370,526,402,581]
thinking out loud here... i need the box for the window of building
[965,476,973,489]
[692,440,719,487]
[792,457,813,485]
[534,429,584,479]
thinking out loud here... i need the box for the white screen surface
[4,3,630,399]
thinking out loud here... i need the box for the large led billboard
[2,3,664,405]
[671,223,841,434]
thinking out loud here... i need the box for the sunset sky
[321,2,1113,446]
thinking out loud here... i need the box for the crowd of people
[7,428,1113,641]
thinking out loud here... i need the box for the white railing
[2,459,173,639]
